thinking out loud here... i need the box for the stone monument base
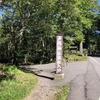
[54,73,65,80]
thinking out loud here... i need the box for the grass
[55,84,70,100]
[0,65,38,100]
[65,55,89,62]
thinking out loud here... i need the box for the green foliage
[24,54,30,63]
[0,0,98,64]
[0,65,38,100]
[83,49,88,54]
[70,50,80,55]
[0,65,21,81]
[1,65,21,75]
[65,55,88,62]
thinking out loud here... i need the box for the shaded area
[19,66,54,80]
[89,54,100,57]
[0,64,15,82]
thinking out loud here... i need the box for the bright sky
[99,0,100,5]
[0,10,3,15]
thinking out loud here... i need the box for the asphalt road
[67,57,100,100]
[20,56,100,100]
[91,56,100,64]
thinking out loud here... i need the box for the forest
[0,0,99,64]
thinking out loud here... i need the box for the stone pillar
[80,41,83,55]
[54,34,64,80]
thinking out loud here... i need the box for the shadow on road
[19,66,54,80]
[88,54,100,57]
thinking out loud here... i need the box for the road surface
[67,57,100,100]
[20,56,100,100]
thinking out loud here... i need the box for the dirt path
[23,77,57,100]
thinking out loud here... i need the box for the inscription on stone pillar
[56,34,63,74]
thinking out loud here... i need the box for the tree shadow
[18,66,54,80]
[0,63,54,82]
[89,54,100,57]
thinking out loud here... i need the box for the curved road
[20,56,100,100]
[91,56,100,64]
[67,57,100,100]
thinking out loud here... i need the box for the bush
[0,65,38,100]
[71,50,77,55]
[65,55,88,62]
[83,49,88,56]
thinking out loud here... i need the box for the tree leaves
[0,0,98,63]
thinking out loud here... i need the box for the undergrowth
[0,65,38,100]
[65,55,88,62]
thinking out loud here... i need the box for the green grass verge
[0,65,38,100]
[65,55,89,62]
[55,84,69,100]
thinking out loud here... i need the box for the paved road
[20,57,100,100]
[67,57,100,100]
[91,56,100,64]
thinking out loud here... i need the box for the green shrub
[66,55,88,62]
[71,50,77,55]
[76,51,80,55]
[1,65,21,75]
[0,65,38,100]
[83,49,88,55]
